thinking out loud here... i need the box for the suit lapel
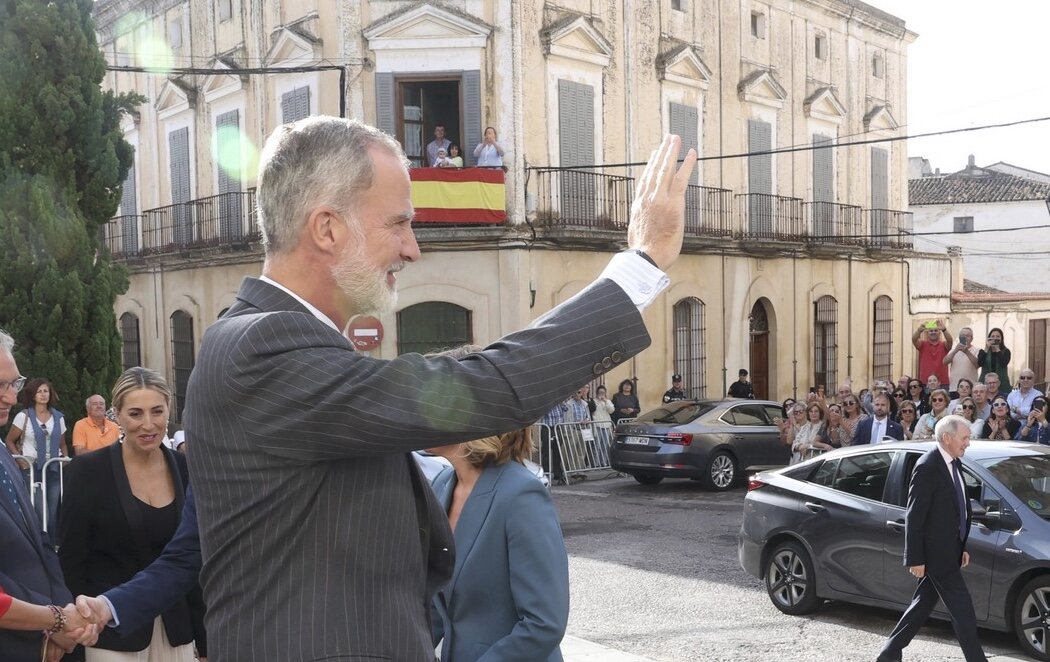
[448,463,506,597]
[108,443,155,566]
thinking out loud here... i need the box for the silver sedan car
[609,399,791,490]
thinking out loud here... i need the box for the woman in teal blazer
[429,427,569,662]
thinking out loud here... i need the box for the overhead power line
[542,115,1050,171]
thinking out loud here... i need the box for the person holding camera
[1007,368,1044,423]
[1015,397,1050,444]
[977,327,1012,394]
[943,327,979,397]
[912,319,951,386]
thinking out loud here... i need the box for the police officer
[663,374,687,403]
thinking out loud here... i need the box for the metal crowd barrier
[40,456,71,533]
[530,423,553,484]
[554,421,616,482]
[11,455,35,505]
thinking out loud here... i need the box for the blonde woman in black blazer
[59,368,205,661]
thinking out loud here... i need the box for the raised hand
[627,134,698,270]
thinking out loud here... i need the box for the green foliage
[0,0,138,424]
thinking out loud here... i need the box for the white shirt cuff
[599,252,670,311]
[99,595,120,628]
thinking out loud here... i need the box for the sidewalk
[562,634,654,661]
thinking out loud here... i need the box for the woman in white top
[473,126,505,167]
[948,378,973,414]
[913,388,950,440]
[789,403,833,464]
[4,378,68,532]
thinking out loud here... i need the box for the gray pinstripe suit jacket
[185,276,649,661]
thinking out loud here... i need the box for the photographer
[1015,396,1050,445]
[942,326,979,397]
[912,319,951,386]
[977,327,1012,394]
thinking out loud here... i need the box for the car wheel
[632,473,664,486]
[765,540,821,615]
[701,450,736,491]
[1014,576,1050,661]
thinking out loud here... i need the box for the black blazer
[58,443,206,653]
[903,448,971,575]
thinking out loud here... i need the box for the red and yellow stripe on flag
[410,168,507,224]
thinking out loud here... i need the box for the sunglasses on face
[1021,375,1035,380]
[910,384,922,389]
[900,408,915,414]
[993,402,1009,408]
[893,391,905,397]
[931,397,946,403]
[961,404,975,410]
[844,400,856,406]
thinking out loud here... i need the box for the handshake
[41,596,112,662]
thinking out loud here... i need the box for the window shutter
[748,119,773,234]
[670,102,699,184]
[577,82,595,166]
[870,147,889,243]
[462,70,481,166]
[215,110,242,242]
[168,128,192,246]
[375,72,395,138]
[558,80,596,223]
[812,134,833,202]
[120,160,138,255]
[281,86,310,123]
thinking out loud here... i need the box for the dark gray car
[609,399,790,490]
[739,441,1050,661]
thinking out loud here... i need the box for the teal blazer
[431,461,569,662]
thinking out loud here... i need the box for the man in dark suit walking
[877,414,988,661]
[852,392,904,445]
[182,118,697,661]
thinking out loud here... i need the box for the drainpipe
[792,251,798,398]
[623,0,633,169]
[847,253,853,380]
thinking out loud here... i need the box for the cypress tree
[0,0,142,430]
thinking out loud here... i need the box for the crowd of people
[780,320,1045,462]
[425,124,505,169]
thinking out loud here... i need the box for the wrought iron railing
[684,184,734,237]
[529,168,633,229]
[104,190,259,259]
[804,201,865,245]
[734,193,805,240]
[865,208,914,249]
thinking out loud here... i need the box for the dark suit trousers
[880,566,987,662]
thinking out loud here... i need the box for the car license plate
[624,436,650,446]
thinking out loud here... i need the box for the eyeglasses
[900,409,915,414]
[0,376,26,394]
[993,402,1009,408]
[1020,375,1035,380]
[931,397,946,403]
[909,384,922,389]
[893,391,905,397]
[960,404,975,410]
[844,400,857,406]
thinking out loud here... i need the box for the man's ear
[305,208,344,254]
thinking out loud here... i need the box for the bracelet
[44,604,65,635]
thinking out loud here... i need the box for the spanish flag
[410,168,507,224]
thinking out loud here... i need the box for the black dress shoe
[876,655,902,662]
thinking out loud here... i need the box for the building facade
[94,0,938,419]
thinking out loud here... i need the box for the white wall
[911,199,1050,293]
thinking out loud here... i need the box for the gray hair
[0,328,13,354]
[935,414,970,442]
[256,116,408,255]
[85,394,104,408]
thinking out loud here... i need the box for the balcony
[529,168,633,229]
[685,184,734,238]
[805,201,865,246]
[734,193,804,241]
[866,208,914,249]
[410,167,507,225]
[104,190,259,260]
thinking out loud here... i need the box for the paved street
[555,474,1029,661]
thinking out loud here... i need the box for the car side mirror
[970,499,987,519]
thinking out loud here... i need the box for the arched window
[170,310,195,422]
[119,312,141,370]
[814,296,838,392]
[397,302,472,356]
[673,297,706,399]
[872,296,893,382]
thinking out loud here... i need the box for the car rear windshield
[977,455,1050,519]
[637,402,716,425]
